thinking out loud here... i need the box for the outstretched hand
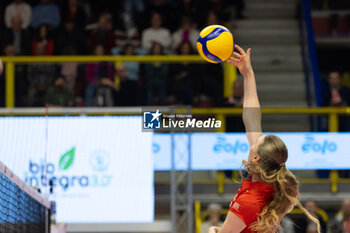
[227,44,253,77]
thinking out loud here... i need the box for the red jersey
[229,178,275,233]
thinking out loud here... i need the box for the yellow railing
[0,55,237,108]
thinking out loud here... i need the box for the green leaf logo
[59,147,75,170]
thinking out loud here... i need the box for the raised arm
[227,45,262,146]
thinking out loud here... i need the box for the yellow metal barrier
[217,171,225,194]
[195,201,202,233]
[5,62,15,108]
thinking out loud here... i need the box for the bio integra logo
[302,136,337,154]
[25,147,112,192]
[213,136,249,154]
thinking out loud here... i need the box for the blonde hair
[242,135,320,233]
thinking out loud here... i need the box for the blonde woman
[209,45,320,233]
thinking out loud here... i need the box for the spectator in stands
[115,64,138,106]
[224,79,244,108]
[172,16,199,52]
[31,0,61,29]
[306,223,319,233]
[79,0,92,24]
[168,41,196,105]
[296,201,327,233]
[60,47,79,93]
[4,0,31,29]
[85,45,114,106]
[3,44,29,107]
[124,0,144,15]
[121,44,139,104]
[206,11,219,26]
[59,46,85,106]
[177,0,200,25]
[61,0,86,29]
[55,20,87,55]
[323,71,350,107]
[145,0,176,31]
[223,79,245,132]
[145,42,167,105]
[201,203,223,233]
[122,44,139,83]
[330,198,350,233]
[88,13,115,54]
[46,76,74,107]
[2,16,31,55]
[141,12,171,52]
[123,0,145,36]
[281,215,295,233]
[27,62,57,107]
[94,65,118,107]
[322,71,350,132]
[28,30,57,107]
[32,24,54,56]
[204,0,242,21]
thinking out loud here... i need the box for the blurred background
[0,0,350,233]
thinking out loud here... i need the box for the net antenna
[44,104,49,197]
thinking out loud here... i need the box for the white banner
[154,133,350,170]
[0,116,154,223]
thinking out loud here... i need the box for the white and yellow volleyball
[197,25,234,63]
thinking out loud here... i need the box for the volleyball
[197,25,234,63]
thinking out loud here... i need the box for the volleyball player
[208,45,320,233]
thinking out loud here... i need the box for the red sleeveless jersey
[229,179,275,233]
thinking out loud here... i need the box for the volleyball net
[0,160,50,233]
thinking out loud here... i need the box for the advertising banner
[0,116,154,223]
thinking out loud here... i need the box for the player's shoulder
[231,193,264,223]
[235,192,261,210]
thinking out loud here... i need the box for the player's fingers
[233,52,242,59]
[226,59,237,65]
[226,60,234,65]
[227,61,238,67]
[235,44,245,55]
[228,58,240,63]
[247,48,251,57]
